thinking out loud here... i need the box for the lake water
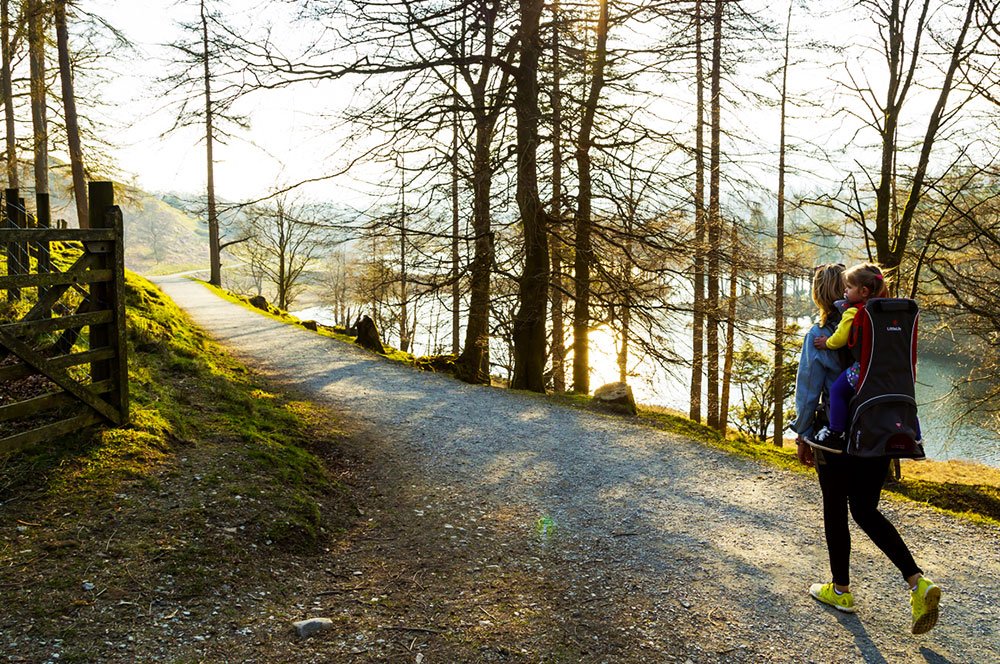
[292,304,1000,469]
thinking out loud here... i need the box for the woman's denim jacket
[789,319,842,438]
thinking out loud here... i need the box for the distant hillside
[121,190,210,275]
[11,163,211,275]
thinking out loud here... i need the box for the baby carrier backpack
[846,298,925,459]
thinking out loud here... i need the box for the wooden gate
[0,181,129,454]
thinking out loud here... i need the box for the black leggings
[815,454,921,586]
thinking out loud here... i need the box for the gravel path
[155,275,1000,663]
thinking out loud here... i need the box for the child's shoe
[806,426,847,453]
[809,582,855,613]
[910,577,941,634]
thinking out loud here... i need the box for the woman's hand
[813,335,829,350]
[796,436,815,468]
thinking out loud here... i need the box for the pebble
[293,618,334,638]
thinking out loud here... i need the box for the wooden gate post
[88,181,129,424]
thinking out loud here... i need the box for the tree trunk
[201,0,221,286]
[618,295,630,385]
[773,0,792,446]
[571,0,609,395]
[54,0,87,228]
[690,0,705,423]
[706,0,723,430]
[399,168,409,353]
[549,0,566,393]
[451,66,461,356]
[277,206,287,310]
[28,0,47,196]
[719,220,737,432]
[511,0,549,393]
[876,0,976,290]
[455,118,494,383]
[454,5,509,384]
[1,0,16,188]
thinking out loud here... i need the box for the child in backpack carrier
[807,263,888,452]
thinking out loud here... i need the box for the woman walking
[790,263,941,635]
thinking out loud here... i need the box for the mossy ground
[531,392,1000,527]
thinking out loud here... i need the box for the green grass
[1,270,357,649]
[201,279,1000,526]
[202,280,456,372]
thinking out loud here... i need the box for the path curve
[154,275,1000,663]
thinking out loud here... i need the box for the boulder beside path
[593,381,638,416]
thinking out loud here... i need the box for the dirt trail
[156,275,1000,663]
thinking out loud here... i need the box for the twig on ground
[380,625,446,634]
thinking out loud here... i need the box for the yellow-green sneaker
[809,582,855,613]
[911,577,941,634]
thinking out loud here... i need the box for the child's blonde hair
[812,263,846,327]
[845,263,889,299]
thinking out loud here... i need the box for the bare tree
[54,0,86,226]
[511,0,550,392]
[811,0,987,294]
[569,0,610,396]
[1,0,17,187]
[690,0,707,423]
[232,195,333,310]
[772,0,792,446]
[319,247,356,328]
[162,0,249,286]
[706,0,724,430]
[549,0,567,393]
[27,0,46,195]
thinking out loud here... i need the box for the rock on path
[155,275,1000,663]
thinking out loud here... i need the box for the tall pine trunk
[689,0,705,422]
[28,0,47,196]
[571,0,609,395]
[706,0,724,430]
[451,67,461,356]
[201,0,221,286]
[277,207,287,310]
[1,0,16,187]
[399,169,409,353]
[773,0,792,446]
[455,117,494,383]
[549,0,566,393]
[54,0,86,227]
[455,6,509,384]
[511,0,549,393]
[719,220,737,431]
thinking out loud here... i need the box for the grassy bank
[211,283,1000,528]
[596,400,1000,527]
[0,273,357,662]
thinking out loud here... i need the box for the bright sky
[95,0,361,203]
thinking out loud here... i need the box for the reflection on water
[293,305,1000,469]
[914,354,1000,467]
